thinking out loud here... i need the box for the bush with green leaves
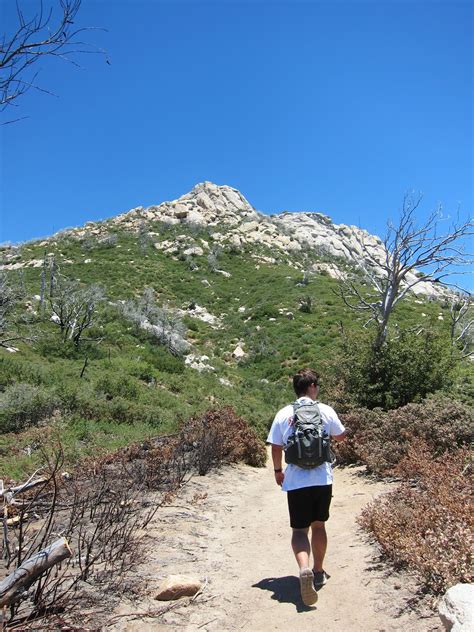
[0,382,58,432]
[36,336,105,360]
[94,373,140,400]
[298,296,312,313]
[333,329,455,410]
[0,355,52,388]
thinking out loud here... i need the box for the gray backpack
[284,400,332,469]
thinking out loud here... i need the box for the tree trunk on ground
[0,537,72,607]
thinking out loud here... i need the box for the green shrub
[55,381,97,415]
[104,397,142,423]
[0,383,58,432]
[94,373,140,400]
[249,304,280,321]
[149,350,185,374]
[0,356,51,388]
[126,361,158,383]
[298,296,312,313]
[37,337,103,360]
[335,329,455,410]
[57,376,165,425]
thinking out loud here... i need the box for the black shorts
[287,485,333,529]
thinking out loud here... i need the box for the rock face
[122,181,259,229]
[108,181,443,297]
[109,182,379,267]
[438,583,474,631]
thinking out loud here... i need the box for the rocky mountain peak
[2,182,444,298]
[147,181,260,227]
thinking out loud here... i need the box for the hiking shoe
[313,570,330,588]
[299,567,318,606]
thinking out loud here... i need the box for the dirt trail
[110,450,441,632]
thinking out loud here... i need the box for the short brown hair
[293,368,320,397]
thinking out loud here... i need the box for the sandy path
[111,450,441,632]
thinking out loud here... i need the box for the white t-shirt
[266,397,345,492]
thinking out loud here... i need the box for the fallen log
[0,477,49,500]
[0,537,72,607]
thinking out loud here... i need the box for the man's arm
[271,444,285,486]
[332,431,347,442]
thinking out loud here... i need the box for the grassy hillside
[0,221,466,478]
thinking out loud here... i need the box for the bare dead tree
[121,287,189,356]
[0,271,29,349]
[337,193,473,350]
[1,0,106,122]
[449,294,473,358]
[39,254,47,314]
[39,251,56,314]
[49,273,104,347]
[0,272,17,349]
[137,221,152,253]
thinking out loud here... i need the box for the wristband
[274,468,282,473]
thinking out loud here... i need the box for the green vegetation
[0,222,471,479]
[331,328,457,410]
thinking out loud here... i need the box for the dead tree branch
[337,193,473,349]
[1,0,107,119]
[449,294,473,358]
[48,273,104,347]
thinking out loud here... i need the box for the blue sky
[1,0,472,285]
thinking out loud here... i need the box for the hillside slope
[0,183,457,476]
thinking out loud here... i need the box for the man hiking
[267,368,346,606]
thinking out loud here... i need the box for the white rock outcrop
[0,258,43,270]
[12,181,447,299]
[179,304,221,328]
[184,354,215,372]
[438,583,474,631]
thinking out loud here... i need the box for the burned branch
[0,537,72,608]
[0,409,265,628]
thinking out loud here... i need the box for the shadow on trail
[252,576,317,613]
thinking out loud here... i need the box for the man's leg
[310,520,327,573]
[291,527,311,569]
[291,527,318,606]
[287,489,320,605]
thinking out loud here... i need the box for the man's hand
[274,470,285,486]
